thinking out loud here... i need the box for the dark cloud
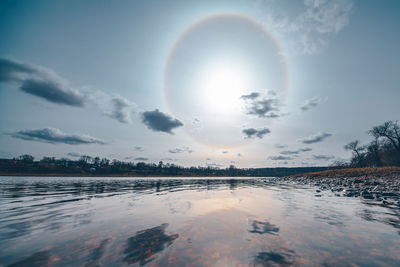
[243,128,271,139]
[168,147,193,154]
[141,109,183,134]
[222,151,228,154]
[0,58,138,124]
[241,92,260,100]
[241,92,281,118]
[134,157,148,161]
[280,147,312,155]
[20,78,85,107]
[300,97,322,111]
[0,58,86,107]
[0,58,36,82]
[269,155,293,161]
[134,146,143,152]
[312,154,334,161]
[10,127,106,145]
[104,96,135,123]
[300,132,332,144]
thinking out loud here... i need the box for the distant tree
[93,157,100,166]
[17,154,34,163]
[100,158,110,167]
[40,157,55,163]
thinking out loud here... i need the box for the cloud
[141,109,183,134]
[161,158,178,162]
[300,97,323,111]
[241,92,281,118]
[241,92,260,100]
[243,128,271,139]
[67,152,83,158]
[269,155,294,161]
[222,151,228,154]
[168,147,193,154]
[291,0,353,54]
[134,146,143,152]
[0,58,137,124]
[237,153,243,157]
[300,132,332,144]
[275,144,288,149]
[280,147,312,155]
[134,157,148,161]
[258,0,353,54]
[312,154,334,160]
[10,127,106,145]
[104,95,136,123]
[0,58,86,107]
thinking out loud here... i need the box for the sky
[0,0,399,168]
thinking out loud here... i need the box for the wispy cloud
[168,147,193,154]
[134,157,148,161]
[10,127,106,145]
[67,152,83,158]
[134,146,143,152]
[269,155,293,161]
[242,128,271,139]
[104,95,136,123]
[300,132,332,144]
[141,109,183,134]
[312,154,334,161]
[300,97,324,112]
[280,147,312,155]
[275,144,288,149]
[258,0,353,54]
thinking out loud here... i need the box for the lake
[0,176,399,266]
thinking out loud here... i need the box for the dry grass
[293,166,400,178]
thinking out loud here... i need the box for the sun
[201,64,249,114]
[163,13,288,147]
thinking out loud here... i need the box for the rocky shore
[281,167,400,206]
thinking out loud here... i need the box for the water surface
[0,176,399,266]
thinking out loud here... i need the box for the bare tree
[344,140,366,167]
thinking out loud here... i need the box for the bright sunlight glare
[202,64,249,114]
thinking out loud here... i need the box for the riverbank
[282,167,400,204]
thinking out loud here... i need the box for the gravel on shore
[278,174,400,207]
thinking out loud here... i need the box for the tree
[368,121,400,165]
[344,140,365,167]
[17,154,34,163]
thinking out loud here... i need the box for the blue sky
[0,0,399,167]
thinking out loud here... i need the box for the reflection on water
[0,176,399,266]
[123,223,178,266]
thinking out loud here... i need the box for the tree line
[0,154,328,177]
